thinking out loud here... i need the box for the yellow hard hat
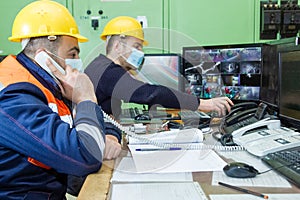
[100,16,148,45]
[9,0,87,43]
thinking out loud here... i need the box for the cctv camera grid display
[182,46,262,100]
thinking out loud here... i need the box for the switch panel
[260,2,281,40]
[281,3,300,38]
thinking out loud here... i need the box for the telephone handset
[34,51,65,84]
[232,119,281,140]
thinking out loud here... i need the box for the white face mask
[65,58,83,72]
[120,43,144,70]
[45,50,83,72]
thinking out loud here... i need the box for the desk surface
[77,160,114,200]
[77,122,300,199]
[78,152,300,200]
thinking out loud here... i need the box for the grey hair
[23,36,62,59]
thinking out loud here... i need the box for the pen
[135,147,182,151]
[218,182,269,199]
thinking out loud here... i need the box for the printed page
[210,193,300,200]
[110,182,208,200]
[111,157,193,183]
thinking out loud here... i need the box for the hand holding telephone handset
[35,51,65,83]
[34,51,97,104]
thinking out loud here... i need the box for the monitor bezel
[278,48,300,130]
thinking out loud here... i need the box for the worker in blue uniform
[0,1,107,199]
[85,16,234,159]
[86,16,233,119]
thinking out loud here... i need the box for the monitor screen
[279,50,300,129]
[182,44,262,102]
[135,53,182,91]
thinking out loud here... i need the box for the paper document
[212,170,291,188]
[128,128,203,144]
[128,144,227,173]
[210,194,300,200]
[111,157,193,183]
[110,182,208,200]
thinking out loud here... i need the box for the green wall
[0,0,281,62]
[0,0,66,56]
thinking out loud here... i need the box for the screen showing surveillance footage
[182,45,262,101]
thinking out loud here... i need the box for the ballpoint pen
[135,147,182,151]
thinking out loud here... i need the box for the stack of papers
[110,182,208,200]
[128,144,227,173]
[127,128,227,173]
[111,157,193,183]
[110,157,209,200]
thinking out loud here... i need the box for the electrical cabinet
[71,0,165,65]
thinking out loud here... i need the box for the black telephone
[221,102,269,134]
[218,102,274,146]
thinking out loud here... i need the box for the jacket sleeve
[100,64,200,111]
[104,121,122,143]
[0,82,105,176]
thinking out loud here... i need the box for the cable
[103,110,245,151]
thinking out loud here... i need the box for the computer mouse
[134,114,151,121]
[223,162,259,178]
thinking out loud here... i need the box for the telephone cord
[103,111,245,151]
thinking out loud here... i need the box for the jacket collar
[16,52,63,99]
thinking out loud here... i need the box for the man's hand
[198,97,234,117]
[104,135,122,160]
[47,60,97,104]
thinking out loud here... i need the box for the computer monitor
[260,38,299,114]
[182,44,262,102]
[279,50,300,130]
[135,53,183,91]
[260,44,279,109]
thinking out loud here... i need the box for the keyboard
[120,107,172,120]
[262,147,300,187]
[178,110,211,125]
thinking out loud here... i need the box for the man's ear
[35,48,46,56]
[114,40,122,54]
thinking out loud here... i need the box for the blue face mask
[125,48,145,70]
[120,42,145,70]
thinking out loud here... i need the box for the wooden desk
[78,150,300,199]
[77,160,114,200]
[77,121,300,199]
